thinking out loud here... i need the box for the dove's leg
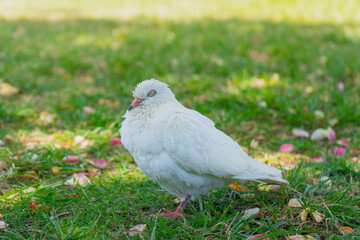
[157,195,191,219]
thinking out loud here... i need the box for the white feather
[120,79,288,200]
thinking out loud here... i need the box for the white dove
[120,79,288,219]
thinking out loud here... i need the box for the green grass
[0,0,359,239]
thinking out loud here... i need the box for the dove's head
[128,79,175,111]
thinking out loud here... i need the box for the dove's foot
[154,195,191,219]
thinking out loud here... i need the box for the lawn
[0,0,359,239]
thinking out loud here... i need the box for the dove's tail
[232,159,289,185]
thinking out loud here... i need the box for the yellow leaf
[299,208,309,221]
[51,166,59,175]
[339,226,355,235]
[0,82,20,96]
[229,184,248,192]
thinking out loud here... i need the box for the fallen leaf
[128,224,147,237]
[92,160,110,169]
[258,185,280,192]
[250,139,259,149]
[229,184,248,192]
[337,81,345,92]
[63,155,79,164]
[287,235,316,240]
[253,78,266,88]
[0,220,8,229]
[314,157,325,162]
[87,168,99,176]
[65,172,90,187]
[23,187,36,193]
[29,199,36,209]
[334,147,346,156]
[243,208,259,219]
[328,118,338,126]
[247,234,269,240]
[337,140,349,147]
[279,144,294,153]
[288,198,302,208]
[339,226,355,235]
[299,208,309,221]
[314,110,325,119]
[109,139,122,145]
[292,128,309,138]
[311,211,325,223]
[51,166,59,175]
[83,106,96,114]
[0,82,20,96]
[37,111,56,124]
[250,51,268,63]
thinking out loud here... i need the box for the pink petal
[129,224,146,237]
[334,147,346,156]
[327,129,336,141]
[337,81,345,92]
[109,139,122,145]
[63,155,79,163]
[247,234,269,240]
[351,157,358,162]
[83,106,96,114]
[337,140,349,147]
[93,160,110,169]
[279,144,294,153]
[314,157,325,162]
[292,128,309,138]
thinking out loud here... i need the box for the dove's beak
[128,98,143,111]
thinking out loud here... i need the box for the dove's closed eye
[147,89,157,97]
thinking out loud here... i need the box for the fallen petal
[73,136,85,145]
[128,224,146,237]
[314,110,325,119]
[328,118,338,126]
[292,128,309,138]
[279,144,294,153]
[247,234,269,240]
[250,139,259,149]
[51,166,59,175]
[311,211,325,223]
[0,82,20,96]
[65,172,90,187]
[109,139,122,145]
[337,140,349,147]
[83,106,96,114]
[0,220,8,229]
[311,128,329,140]
[288,198,302,208]
[80,139,90,149]
[327,128,336,141]
[23,187,36,193]
[63,155,79,164]
[93,160,110,169]
[337,81,345,92]
[314,157,325,162]
[334,147,346,156]
[243,207,259,219]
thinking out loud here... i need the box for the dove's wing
[161,108,287,184]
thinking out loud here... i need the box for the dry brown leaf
[229,184,248,192]
[0,82,20,96]
[29,199,36,209]
[339,226,355,235]
[51,166,59,175]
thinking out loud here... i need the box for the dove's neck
[124,99,180,120]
